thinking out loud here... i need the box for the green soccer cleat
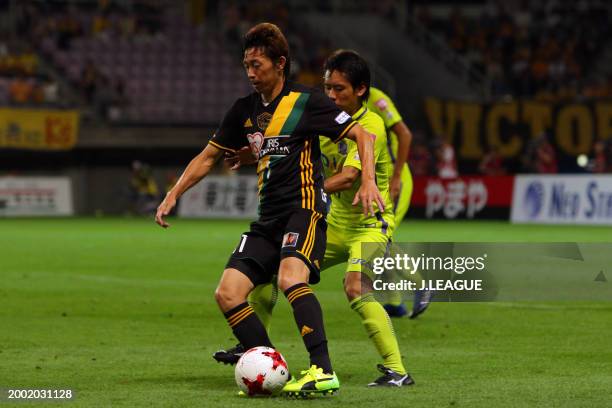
[281,365,339,398]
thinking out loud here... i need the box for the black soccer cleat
[409,289,433,319]
[212,343,245,365]
[367,364,415,387]
[383,303,408,318]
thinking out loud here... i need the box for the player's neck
[260,78,285,104]
[345,101,361,116]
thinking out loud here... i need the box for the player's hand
[224,147,257,170]
[155,194,176,228]
[352,180,385,217]
[390,173,401,202]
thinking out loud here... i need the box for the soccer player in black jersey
[155,23,384,396]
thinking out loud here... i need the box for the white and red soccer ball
[234,346,290,396]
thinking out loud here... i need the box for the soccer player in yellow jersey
[366,87,413,224]
[317,50,414,386]
[366,88,432,318]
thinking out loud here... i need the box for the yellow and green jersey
[319,105,395,236]
[366,87,403,163]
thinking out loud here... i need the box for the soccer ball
[234,346,290,396]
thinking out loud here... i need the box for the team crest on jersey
[247,132,264,157]
[257,112,272,131]
[282,232,299,247]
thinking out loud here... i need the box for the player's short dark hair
[243,23,290,77]
[324,49,370,101]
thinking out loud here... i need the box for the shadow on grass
[123,373,234,391]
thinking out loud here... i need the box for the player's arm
[324,165,359,193]
[344,123,384,215]
[389,120,412,201]
[155,144,223,228]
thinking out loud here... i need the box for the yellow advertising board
[0,108,80,150]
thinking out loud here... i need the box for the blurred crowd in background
[418,1,612,100]
[1,0,611,175]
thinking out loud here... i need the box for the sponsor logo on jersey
[247,132,265,157]
[259,136,291,157]
[335,111,351,124]
[282,232,299,247]
[375,98,388,111]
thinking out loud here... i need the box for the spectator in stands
[128,160,159,215]
[479,145,506,175]
[9,73,33,104]
[18,46,38,75]
[409,141,432,176]
[80,59,99,103]
[56,8,82,50]
[593,140,612,173]
[534,135,558,174]
[433,136,458,179]
[42,77,59,104]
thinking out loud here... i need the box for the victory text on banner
[178,175,259,219]
[511,174,612,225]
[0,176,74,217]
[0,108,79,150]
[425,98,612,159]
[410,175,514,219]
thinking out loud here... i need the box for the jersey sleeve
[344,113,386,172]
[306,90,357,143]
[368,88,403,129]
[343,140,362,171]
[208,99,248,152]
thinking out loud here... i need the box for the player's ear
[356,84,367,98]
[276,56,286,74]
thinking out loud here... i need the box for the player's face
[243,47,284,95]
[324,70,365,115]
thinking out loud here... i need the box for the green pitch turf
[1,218,611,407]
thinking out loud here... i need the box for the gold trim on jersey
[264,91,302,137]
[333,120,358,143]
[208,140,236,153]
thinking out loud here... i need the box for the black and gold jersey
[209,81,357,220]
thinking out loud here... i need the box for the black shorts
[226,208,327,286]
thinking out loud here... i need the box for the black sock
[284,283,333,374]
[224,302,273,350]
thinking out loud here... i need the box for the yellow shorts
[322,221,390,279]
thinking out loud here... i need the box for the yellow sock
[350,293,406,374]
[248,281,277,333]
